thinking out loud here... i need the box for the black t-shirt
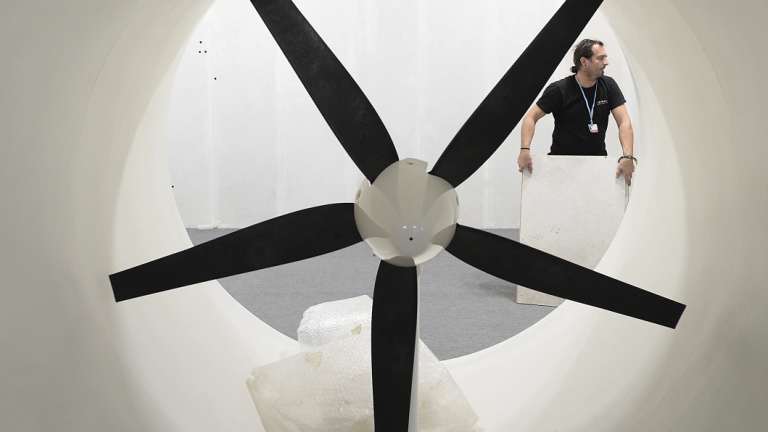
[536,75,626,155]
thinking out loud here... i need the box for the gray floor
[188,228,554,360]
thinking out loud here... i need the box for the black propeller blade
[371,261,419,431]
[430,0,603,187]
[447,225,685,328]
[250,0,399,182]
[110,203,361,302]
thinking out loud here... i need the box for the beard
[591,68,605,80]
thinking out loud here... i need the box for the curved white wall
[1,0,766,431]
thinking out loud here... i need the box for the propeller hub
[354,159,459,267]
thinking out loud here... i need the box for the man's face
[581,44,609,79]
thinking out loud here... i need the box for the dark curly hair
[571,39,604,73]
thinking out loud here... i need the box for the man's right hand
[518,150,533,173]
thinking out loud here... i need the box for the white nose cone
[354,159,459,267]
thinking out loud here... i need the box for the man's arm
[518,105,547,173]
[612,104,635,185]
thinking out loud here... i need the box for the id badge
[589,123,599,134]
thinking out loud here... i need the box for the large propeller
[110,0,685,430]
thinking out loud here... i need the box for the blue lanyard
[576,77,597,125]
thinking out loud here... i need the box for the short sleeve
[536,82,562,114]
[605,76,626,109]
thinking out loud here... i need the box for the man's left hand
[616,158,635,185]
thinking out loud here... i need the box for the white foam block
[247,296,481,432]
[518,156,628,306]
[298,295,374,350]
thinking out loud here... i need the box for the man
[517,39,636,185]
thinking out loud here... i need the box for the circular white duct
[1,1,766,431]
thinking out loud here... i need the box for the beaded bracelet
[618,155,637,163]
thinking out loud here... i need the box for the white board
[517,155,628,306]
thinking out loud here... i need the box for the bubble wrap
[247,296,481,432]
